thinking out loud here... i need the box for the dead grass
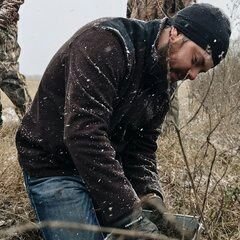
[0,122,42,240]
[0,79,42,240]
[0,73,239,240]
[157,127,239,240]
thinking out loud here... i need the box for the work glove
[141,194,196,240]
[104,209,166,240]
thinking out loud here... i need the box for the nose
[188,68,200,80]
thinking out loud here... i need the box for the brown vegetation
[0,80,42,239]
[158,39,240,240]
[0,42,240,240]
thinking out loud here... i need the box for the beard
[155,40,189,82]
[154,42,169,71]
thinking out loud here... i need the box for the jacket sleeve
[121,125,165,200]
[121,91,170,201]
[64,28,140,226]
[0,0,24,24]
[126,0,133,18]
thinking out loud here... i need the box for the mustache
[170,68,189,81]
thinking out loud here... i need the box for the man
[0,0,31,127]
[16,3,231,240]
[127,0,196,130]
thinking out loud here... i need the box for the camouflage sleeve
[126,0,133,18]
[146,0,162,20]
[156,3,166,19]
[0,0,24,25]
[183,0,197,7]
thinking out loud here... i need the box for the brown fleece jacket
[16,17,173,226]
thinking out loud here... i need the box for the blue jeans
[24,173,104,240]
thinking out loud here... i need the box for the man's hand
[105,210,163,240]
[141,194,197,240]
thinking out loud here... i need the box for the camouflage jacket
[0,0,24,25]
[127,0,196,20]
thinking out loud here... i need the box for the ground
[0,78,239,240]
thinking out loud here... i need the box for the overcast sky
[18,0,238,75]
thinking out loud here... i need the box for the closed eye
[192,57,198,65]
[192,56,204,67]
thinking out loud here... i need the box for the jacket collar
[143,18,171,92]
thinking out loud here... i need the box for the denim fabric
[24,174,104,240]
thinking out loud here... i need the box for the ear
[169,27,181,42]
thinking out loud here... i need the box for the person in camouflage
[127,0,196,19]
[0,0,31,127]
[127,0,196,129]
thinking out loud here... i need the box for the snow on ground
[2,107,20,123]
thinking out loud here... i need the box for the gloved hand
[104,210,163,240]
[141,194,194,240]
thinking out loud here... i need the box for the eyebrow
[198,53,210,72]
[200,56,207,72]
[198,56,205,67]
[195,44,214,71]
[194,54,205,68]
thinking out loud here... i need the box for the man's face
[166,28,214,83]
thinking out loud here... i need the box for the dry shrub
[0,46,239,239]
[157,130,239,240]
[0,122,42,240]
[157,40,240,240]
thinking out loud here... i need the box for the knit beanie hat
[171,3,231,66]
